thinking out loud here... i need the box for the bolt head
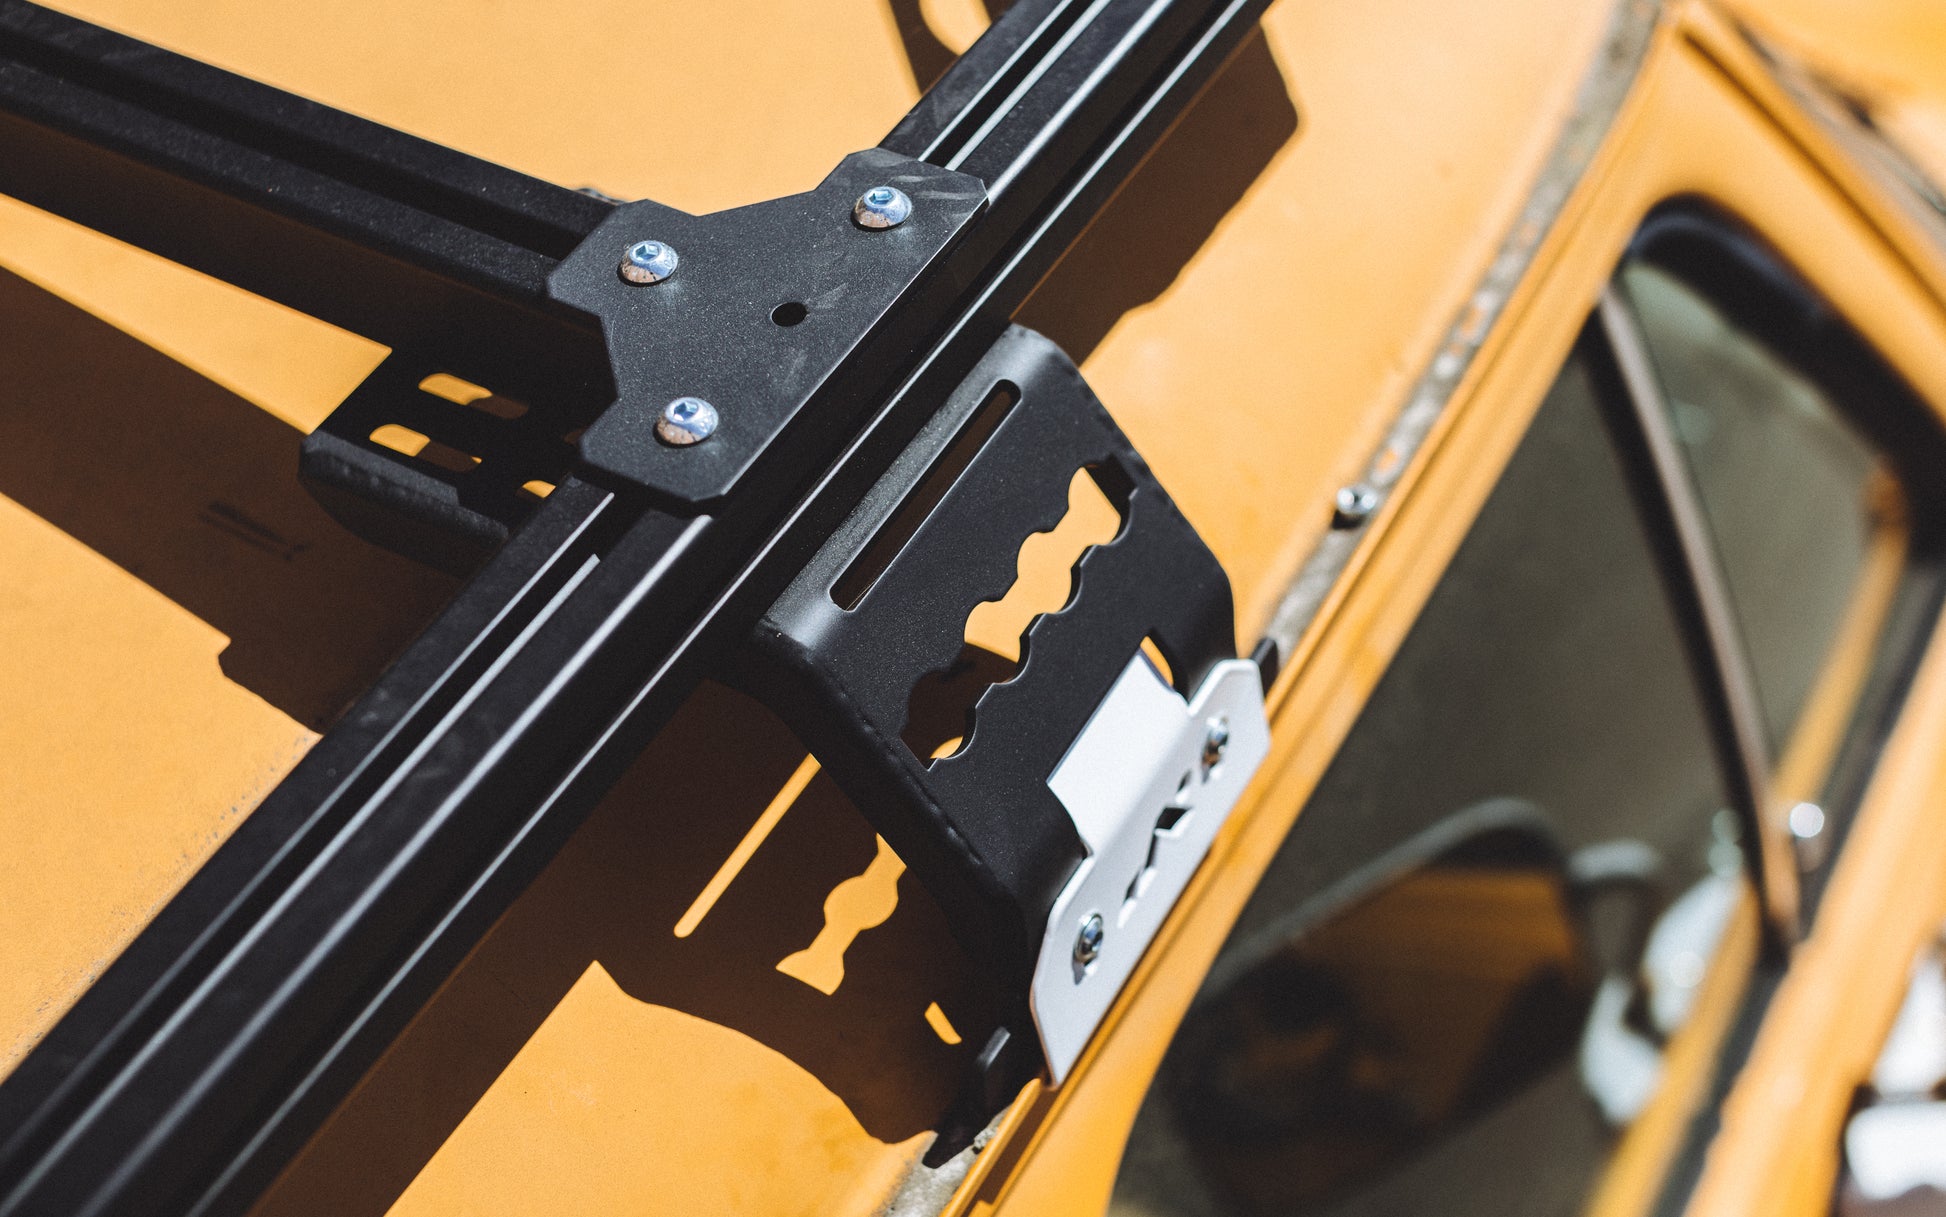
[1789,801,1830,872]
[655,396,718,446]
[1332,483,1380,529]
[619,239,679,284]
[1202,716,1230,768]
[1073,913,1105,966]
[1788,801,1825,841]
[853,185,913,230]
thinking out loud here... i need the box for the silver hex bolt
[1332,483,1380,529]
[1073,912,1105,966]
[853,185,913,230]
[619,239,679,284]
[1203,716,1230,769]
[655,396,718,446]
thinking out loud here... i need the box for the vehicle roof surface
[0,0,1923,1213]
[1725,0,1946,189]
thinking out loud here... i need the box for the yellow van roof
[0,1,1936,1213]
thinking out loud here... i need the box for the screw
[619,239,678,285]
[655,396,718,446]
[853,185,913,230]
[1787,801,1824,841]
[1789,801,1829,871]
[1073,913,1105,966]
[1332,483,1380,529]
[1202,716,1230,768]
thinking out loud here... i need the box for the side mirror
[1841,1102,1946,1215]
[1568,839,1745,1128]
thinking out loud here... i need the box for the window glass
[1619,261,1897,755]
[1110,339,1751,1217]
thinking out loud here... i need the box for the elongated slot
[831,381,1019,610]
[418,371,527,419]
[368,423,481,474]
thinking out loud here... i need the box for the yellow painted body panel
[983,6,1946,1217]
[0,249,451,1075]
[42,0,925,214]
[0,494,310,1074]
[1727,0,1946,110]
[1,0,1945,1215]
[1028,0,1617,639]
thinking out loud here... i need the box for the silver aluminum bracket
[1031,653,1270,1081]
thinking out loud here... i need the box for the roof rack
[0,1,1277,1210]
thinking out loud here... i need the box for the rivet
[1202,716,1230,768]
[1789,801,1829,871]
[1788,802,1825,841]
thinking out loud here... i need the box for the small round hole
[771,301,809,327]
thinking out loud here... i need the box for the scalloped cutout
[900,465,1128,765]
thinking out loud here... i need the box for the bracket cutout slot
[831,380,1019,611]
[900,463,1130,764]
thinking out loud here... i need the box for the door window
[1113,335,1748,1217]
[1108,206,1945,1217]
[1619,258,1899,755]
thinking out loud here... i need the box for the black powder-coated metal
[298,141,987,569]
[299,352,583,574]
[557,150,988,507]
[0,476,642,1215]
[736,327,1234,997]
[0,0,1274,1210]
[314,0,1274,556]
[0,0,613,403]
[882,0,1069,161]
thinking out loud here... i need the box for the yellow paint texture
[989,9,1946,1214]
[1726,0,1946,105]
[1038,0,1615,646]
[0,229,454,1083]
[48,0,922,215]
[0,494,315,1072]
[386,963,931,1217]
[250,684,979,1217]
[11,0,1946,1213]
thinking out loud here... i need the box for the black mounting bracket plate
[729,325,1236,1002]
[300,352,580,574]
[297,149,987,567]
[0,0,1290,1204]
[550,149,988,508]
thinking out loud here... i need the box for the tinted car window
[1110,338,1749,1217]
[1108,195,1946,1215]
[1619,261,1896,755]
